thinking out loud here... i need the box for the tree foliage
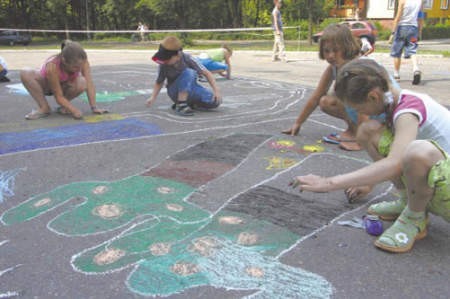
[0,0,331,32]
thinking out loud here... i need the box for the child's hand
[92,107,109,114]
[388,33,394,44]
[282,124,301,136]
[72,108,83,119]
[290,174,331,193]
[146,97,155,107]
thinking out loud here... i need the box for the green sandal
[367,195,406,221]
[374,209,427,253]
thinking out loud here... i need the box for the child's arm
[82,61,107,114]
[293,114,420,192]
[146,82,163,107]
[46,62,82,119]
[202,69,221,102]
[224,54,231,79]
[282,65,334,135]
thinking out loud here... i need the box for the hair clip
[384,91,394,106]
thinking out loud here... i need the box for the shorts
[344,105,386,125]
[378,129,450,221]
[427,141,450,222]
[0,69,7,77]
[198,58,227,72]
[390,25,419,59]
[167,68,219,109]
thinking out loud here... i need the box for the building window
[336,0,345,8]
[441,0,449,9]
[423,0,433,9]
[388,0,395,10]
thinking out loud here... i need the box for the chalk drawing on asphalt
[1,134,336,298]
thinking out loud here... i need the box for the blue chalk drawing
[0,118,162,155]
[0,169,21,203]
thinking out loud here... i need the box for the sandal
[367,194,406,221]
[175,103,194,116]
[25,110,50,120]
[374,209,427,253]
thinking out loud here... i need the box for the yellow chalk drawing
[265,156,297,170]
[268,140,296,152]
[84,113,125,123]
[302,144,324,153]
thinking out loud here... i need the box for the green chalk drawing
[2,173,333,298]
[80,90,148,103]
[1,176,206,236]
[1,133,333,298]
[130,238,331,298]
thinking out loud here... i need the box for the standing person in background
[389,0,423,85]
[272,0,287,62]
[0,56,10,82]
[197,45,233,79]
[20,40,107,120]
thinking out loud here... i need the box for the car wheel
[9,41,15,46]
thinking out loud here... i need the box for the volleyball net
[0,26,310,50]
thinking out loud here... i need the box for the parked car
[312,21,377,44]
[0,30,32,46]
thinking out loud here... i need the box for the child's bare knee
[403,140,441,171]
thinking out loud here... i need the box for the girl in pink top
[21,40,107,120]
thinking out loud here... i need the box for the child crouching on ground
[291,59,450,253]
[146,36,222,116]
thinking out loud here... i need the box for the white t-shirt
[398,0,422,27]
[393,90,450,152]
[0,56,7,70]
[360,37,373,54]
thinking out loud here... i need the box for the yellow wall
[424,1,449,19]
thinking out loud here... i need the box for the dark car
[312,21,377,43]
[0,30,32,46]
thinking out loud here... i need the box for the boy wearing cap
[146,36,222,116]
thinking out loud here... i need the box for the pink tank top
[39,56,80,83]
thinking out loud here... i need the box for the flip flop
[322,133,357,144]
[322,135,340,144]
[25,110,50,120]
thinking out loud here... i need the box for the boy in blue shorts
[146,36,222,116]
[197,45,232,80]
[389,0,423,85]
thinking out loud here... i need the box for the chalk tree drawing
[1,134,333,298]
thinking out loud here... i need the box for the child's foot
[374,208,427,253]
[339,141,362,151]
[367,196,406,221]
[25,110,50,120]
[175,103,194,116]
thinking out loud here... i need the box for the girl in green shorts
[290,59,450,253]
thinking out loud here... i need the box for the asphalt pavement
[0,48,449,299]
